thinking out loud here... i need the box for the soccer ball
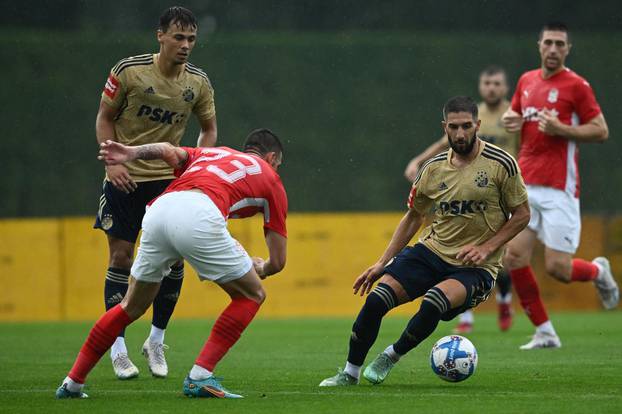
[430,335,477,382]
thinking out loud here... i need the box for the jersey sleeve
[173,146,201,177]
[407,166,433,214]
[500,166,528,209]
[193,77,216,122]
[264,179,288,238]
[100,65,128,109]
[574,79,602,124]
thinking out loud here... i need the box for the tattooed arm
[98,140,188,169]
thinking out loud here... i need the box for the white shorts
[131,190,253,284]
[526,185,581,254]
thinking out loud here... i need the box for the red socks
[195,297,261,372]
[68,304,132,383]
[570,259,599,282]
[510,266,549,326]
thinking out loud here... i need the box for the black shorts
[94,179,172,243]
[383,243,495,320]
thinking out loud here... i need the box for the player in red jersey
[502,22,619,350]
[56,129,287,399]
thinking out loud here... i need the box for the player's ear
[157,29,164,45]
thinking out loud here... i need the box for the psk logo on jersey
[547,88,559,103]
[137,105,183,125]
[144,86,155,94]
[439,200,487,215]
[183,86,195,102]
[474,171,488,188]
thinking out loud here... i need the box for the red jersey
[156,146,288,237]
[511,68,601,197]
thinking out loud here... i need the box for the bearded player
[320,96,530,386]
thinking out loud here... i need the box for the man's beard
[448,135,476,155]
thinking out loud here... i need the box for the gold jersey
[101,53,216,181]
[477,100,519,158]
[408,141,528,277]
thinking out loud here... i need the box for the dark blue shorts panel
[383,243,495,319]
[94,179,172,243]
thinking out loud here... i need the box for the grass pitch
[1,312,620,413]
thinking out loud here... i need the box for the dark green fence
[2,30,620,216]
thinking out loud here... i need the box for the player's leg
[453,310,474,334]
[144,180,185,377]
[320,244,435,386]
[506,216,560,349]
[103,236,140,378]
[56,278,161,399]
[59,201,177,398]
[94,180,143,378]
[496,268,513,331]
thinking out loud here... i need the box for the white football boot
[519,332,562,350]
[112,353,139,379]
[142,339,169,378]
[592,257,620,310]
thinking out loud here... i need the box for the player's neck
[451,139,480,168]
[541,65,565,80]
[156,53,184,79]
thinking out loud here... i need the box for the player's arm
[457,201,530,266]
[353,208,425,296]
[253,230,287,279]
[98,141,188,169]
[196,115,217,147]
[96,100,138,193]
[404,136,448,182]
[538,111,609,143]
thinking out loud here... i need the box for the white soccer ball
[430,335,478,382]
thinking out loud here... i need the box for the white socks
[536,320,557,336]
[149,325,165,344]
[383,345,401,362]
[344,362,361,379]
[459,309,474,324]
[189,364,213,381]
[110,337,127,360]
[496,293,512,304]
[63,376,83,392]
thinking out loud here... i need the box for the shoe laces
[151,343,169,365]
[114,353,134,370]
[373,353,393,370]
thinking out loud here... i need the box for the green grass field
[1,312,620,413]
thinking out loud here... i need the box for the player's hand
[105,164,137,194]
[404,159,421,182]
[98,140,134,165]
[456,244,493,266]
[353,262,385,296]
[502,109,523,133]
[252,257,267,279]
[537,109,563,135]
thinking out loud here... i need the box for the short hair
[443,96,478,120]
[479,65,506,79]
[539,21,570,42]
[243,128,284,157]
[159,6,197,32]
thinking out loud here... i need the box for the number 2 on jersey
[189,148,262,183]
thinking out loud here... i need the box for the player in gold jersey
[319,96,530,387]
[93,7,217,380]
[404,66,519,334]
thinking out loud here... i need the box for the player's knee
[109,249,133,269]
[544,259,571,283]
[247,286,267,305]
[120,298,150,320]
[504,247,528,270]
